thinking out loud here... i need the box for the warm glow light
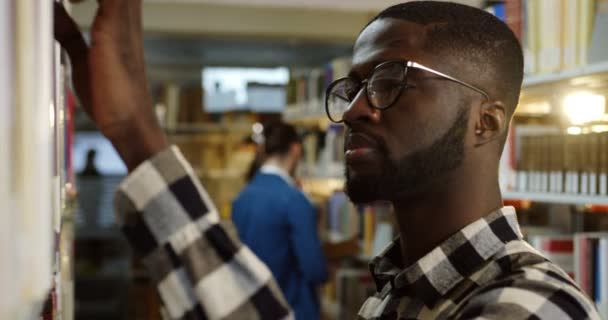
[591,125,608,133]
[563,92,606,125]
[567,126,583,135]
[252,122,263,134]
[516,101,552,115]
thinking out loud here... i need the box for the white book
[590,173,598,195]
[541,172,549,192]
[572,172,580,194]
[599,238,608,319]
[518,171,528,192]
[581,173,590,195]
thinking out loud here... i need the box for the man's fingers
[54,2,93,114]
[54,2,88,59]
[95,0,128,27]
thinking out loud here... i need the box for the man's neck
[391,160,503,267]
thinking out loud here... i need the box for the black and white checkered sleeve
[114,146,293,320]
[456,262,601,320]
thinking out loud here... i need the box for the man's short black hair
[367,1,524,144]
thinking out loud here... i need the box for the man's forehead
[352,19,428,67]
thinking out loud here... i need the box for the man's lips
[345,132,380,151]
[345,132,382,164]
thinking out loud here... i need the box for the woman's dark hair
[263,122,301,156]
[246,122,301,181]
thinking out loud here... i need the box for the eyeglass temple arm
[408,61,490,101]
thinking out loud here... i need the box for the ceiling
[70,0,488,82]
[144,36,353,68]
[145,0,485,12]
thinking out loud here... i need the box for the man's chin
[344,177,387,205]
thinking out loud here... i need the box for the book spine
[601,133,608,195]
[575,234,585,290]
[599,238,608,318]
[534,236,575,277]
[505,0,523,40]
[595,240,602,306]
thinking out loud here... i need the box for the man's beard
[345,107,469,204]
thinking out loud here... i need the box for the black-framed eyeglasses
[324,60,490,123]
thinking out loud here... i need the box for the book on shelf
[589,0,608,64]
[300,125,345,178]
[285,56,351,114]
[529,232,608,317]
[529,235,575,278]
[493,0,601,75]
[336,268,376,320]
[574,232,608,318]
[506,126,608,197]
[598,238,608,318]
[326,191,359,242]
[324,191,394,258]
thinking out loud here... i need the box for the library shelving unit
[1,1,77,319]
[503,191,608,206]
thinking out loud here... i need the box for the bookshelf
[300,175,608,207]
[503,191,608,206]
[0,1,77,319]
[282,60,608,128]
[163,123,253,135]
[523,60,608,88]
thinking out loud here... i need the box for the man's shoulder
[458,239,600,319]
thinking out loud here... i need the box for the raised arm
[54,1,291,319]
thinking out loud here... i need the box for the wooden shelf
[522,61,608,88]
[502,191,608,206]
[297,179,608,206]
[283,100,331,128]
[163,123,252,134]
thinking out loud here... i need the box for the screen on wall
[202,67,289,113]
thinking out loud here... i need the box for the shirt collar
[259,164,295,186]
[369,206,523,308]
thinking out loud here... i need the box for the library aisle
[2,0,608,319]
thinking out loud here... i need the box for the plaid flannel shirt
[114,146,292,320]
[359,207,601,320]
[115,146,599,319]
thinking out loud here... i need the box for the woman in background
[232,122,328,320]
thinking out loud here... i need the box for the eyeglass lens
[326,62,407,123]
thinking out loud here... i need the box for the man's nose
[342,87,381,125]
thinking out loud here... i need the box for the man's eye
[345,86,360,100]
[370,78,402,92]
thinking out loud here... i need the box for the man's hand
[55,0,168,171]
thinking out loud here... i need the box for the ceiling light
[563,92,606,125]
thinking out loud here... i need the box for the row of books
[155,84,209,129]
[300,125,345,178]
[531,233,608,318]
[285,56,351,112]
[487,0,607,75]
[324,191,394,258]
[514,132,608,195]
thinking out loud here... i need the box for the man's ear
[474,100,507,146]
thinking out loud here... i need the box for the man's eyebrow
[347,58,386,80]
[347,69,362,80]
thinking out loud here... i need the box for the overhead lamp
[563,92,606,125]
[567,126,582,135]
[591,125,608,133]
